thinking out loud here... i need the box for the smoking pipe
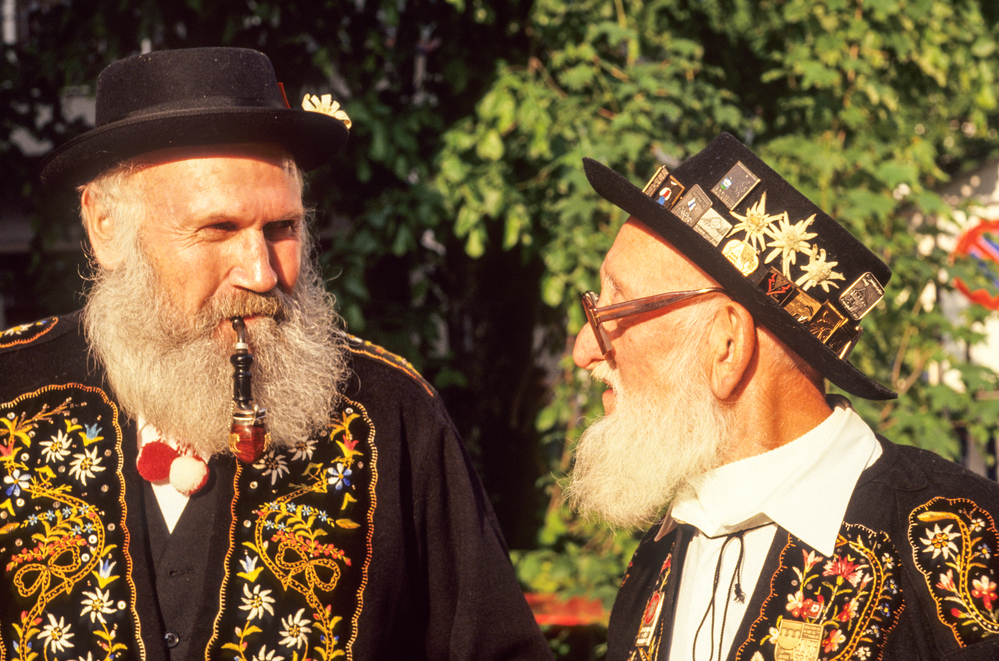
[228,317,270,462]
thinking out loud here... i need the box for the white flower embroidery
[291,437,316,462]
[279,608,312,649]
[41,429,72,463]
[730,192,781,251]
[4,469,29,497]
[81,587,116,624]
[254,450,290,486]
[69,446,105,485]
[251,645,285,661]
[795,246,845,292]
[40,613,75,653]
[239,583,276,621]
[920,523,960,560]
[764,212,818,277]
[302,93,352,129]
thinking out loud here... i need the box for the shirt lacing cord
[690,523,772,661]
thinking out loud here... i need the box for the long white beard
[566,345,733,530]
[83,239,348,458]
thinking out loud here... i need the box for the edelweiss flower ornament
[302,94,352,129]
[582,132,895,400]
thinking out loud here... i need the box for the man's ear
[705,301,756,401]
[81,186,121,270]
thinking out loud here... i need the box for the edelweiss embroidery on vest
[209,396,377,661]
[909,496,999,644]
[0,384,142,660]
[0,318,58,349]
[735,524,903,661]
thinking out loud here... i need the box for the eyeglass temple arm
[592,287,725,323]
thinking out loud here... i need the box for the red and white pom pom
[136,441,178,482]
[169,454,209,496]
[137,440,209,495]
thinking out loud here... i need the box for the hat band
[102,95,286,126]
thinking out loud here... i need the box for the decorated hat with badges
[583,132,895,400]
[40,47,351,188]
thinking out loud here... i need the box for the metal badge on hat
[640,160,886,361]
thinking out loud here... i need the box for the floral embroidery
[920,522,961,560]
[211,397,377,661]
[68,445,106,485]
[909,497,999,644]
[254,448,291,486]
[0,317,57,348]
[279,608,312,649]
[735,524,903,661]
[291,437,316,462]
[39,613,75,653]
[0,384,138,661]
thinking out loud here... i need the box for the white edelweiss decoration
[302,93,352,129]
[40,613,75,653]
[279,608,313,649]
[795,246,845,292]
[730,192,781,251]
[69,446,106,486]
[239,583,276,621]
[919,523,960,561]
[764,212,818,277]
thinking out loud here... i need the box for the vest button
[164,631,180,648]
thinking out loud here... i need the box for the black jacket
[0,313,552,661]
[608,435,999,660]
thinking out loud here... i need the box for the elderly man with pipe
[0,48,550,661]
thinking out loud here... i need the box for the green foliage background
[5,0,999,656]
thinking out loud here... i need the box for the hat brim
[583,156,897,401]
[39,106,349,188]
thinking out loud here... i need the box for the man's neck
[721,373,833,464]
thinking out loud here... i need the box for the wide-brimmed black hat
[40,47,350,187]
[583,132,896,400]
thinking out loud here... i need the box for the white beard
[83,236,348,458]
[566,345,733,530]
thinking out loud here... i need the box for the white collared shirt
[662,404,882,661]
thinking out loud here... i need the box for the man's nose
[229,232,279,293]
[572,322,604,370]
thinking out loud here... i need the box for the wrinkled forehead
[601,218,719,295]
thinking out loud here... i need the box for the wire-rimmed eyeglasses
[580,287,726,355]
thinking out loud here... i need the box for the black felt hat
[583,132,896,400]
[39,47,350,187]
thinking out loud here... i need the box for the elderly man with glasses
[567,133,999,660]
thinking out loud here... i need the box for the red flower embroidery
[822,628,846,653]
[786,591,824,619]
[823,555,863,586]
[972,576,998,610]
[837,597,858,622]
